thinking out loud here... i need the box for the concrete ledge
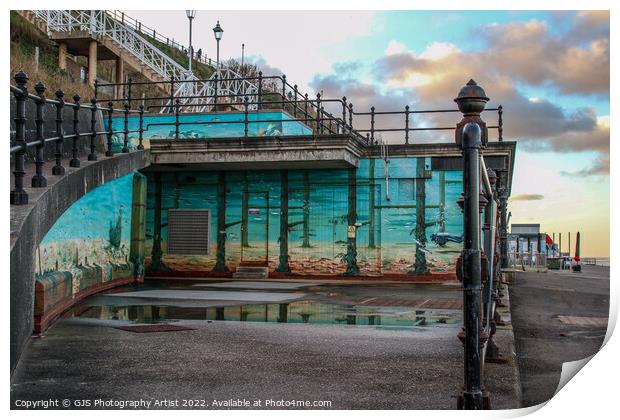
[10,150,150,374]
[149,134,365,170]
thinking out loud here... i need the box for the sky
[131,10,610,257]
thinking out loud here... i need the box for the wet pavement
[509,265,609,407]
[11,280,520,409]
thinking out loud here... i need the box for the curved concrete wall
[10,150,150,374]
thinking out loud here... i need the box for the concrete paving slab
[105,289,304,303]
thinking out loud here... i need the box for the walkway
[11,281,520,409]
[509,265,609,407]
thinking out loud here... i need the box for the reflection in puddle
[74,299,460,328]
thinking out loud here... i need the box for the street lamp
[241,43,245,74]
[213,20,223,76]
[186,10,196,74]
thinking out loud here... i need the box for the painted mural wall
[145,158,464,277]
[34,171,146,332]
[106,111,312,152]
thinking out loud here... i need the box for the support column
[277,170,291,272]
[413,157,429,274]
[130,172,147,282]
[58,43,67,71]
[88,40,97,87]
[241,171,249,247]
[301,171,311,248]
[344,168,360,275]
[368,159,376,248]
[150,172,167,271]
[214,171,229,272]
[114,56,124,100]
[498,168,509,269]
[439,171,446,233]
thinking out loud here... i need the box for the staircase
[21,10,258,113]
[232,266,269,279]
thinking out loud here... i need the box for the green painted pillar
[149,172,167,271]
[130,172,147,280]
[301,170,311,248]
[345,167,360,275]
[368,159,376,248]
[439,171,446,233]
[413,157,429,274]
[277,170,291,272]
[214,171,229,272]
[241,171,249,247]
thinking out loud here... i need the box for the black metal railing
[94,73,505,146]
[9,71,145,205]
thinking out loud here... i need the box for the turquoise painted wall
[145,160,463,276]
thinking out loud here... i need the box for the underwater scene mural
[105,111,313,152]
[34,171,146,333]
[145,158,464,277]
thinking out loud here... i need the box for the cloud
[510,194,545,201]
[310,12,609,174]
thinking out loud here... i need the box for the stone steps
[232,266,269,279]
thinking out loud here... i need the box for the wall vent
[167,209,211,255]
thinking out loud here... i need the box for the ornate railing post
[257,71,263,110]
[342,96,348,133]
[454,79,489,410]
[497,105,503,141]
[281,74,287,108]
[174,99,180,140]
[315,93,321,134]
[32,81,47,188]
[370,106,375,144]
[348,103,353,130]
[70,94,81,167]
[106,100,114,156]
[404,105,410,144]
[243,96,249,138]
[88,97,98,161]
[293,84,298,118]
[304,93,309,125]
[52,89,66,175]
[122,100,130,152]
[137,104,145,150]
[11,71,29,204]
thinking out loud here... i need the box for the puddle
[73,295,461,328]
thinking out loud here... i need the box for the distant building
[509,224,546,254]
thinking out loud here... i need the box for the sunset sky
[133,10,610,257]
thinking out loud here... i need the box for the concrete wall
[10,150,150,374]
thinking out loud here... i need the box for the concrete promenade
[11,281,520,410]
[509,265,609,407]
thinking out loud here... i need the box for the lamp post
[213,20,224,77]
[241,43,245,74]
[186,10,196,74]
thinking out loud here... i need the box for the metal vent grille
[167,209,210,255]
